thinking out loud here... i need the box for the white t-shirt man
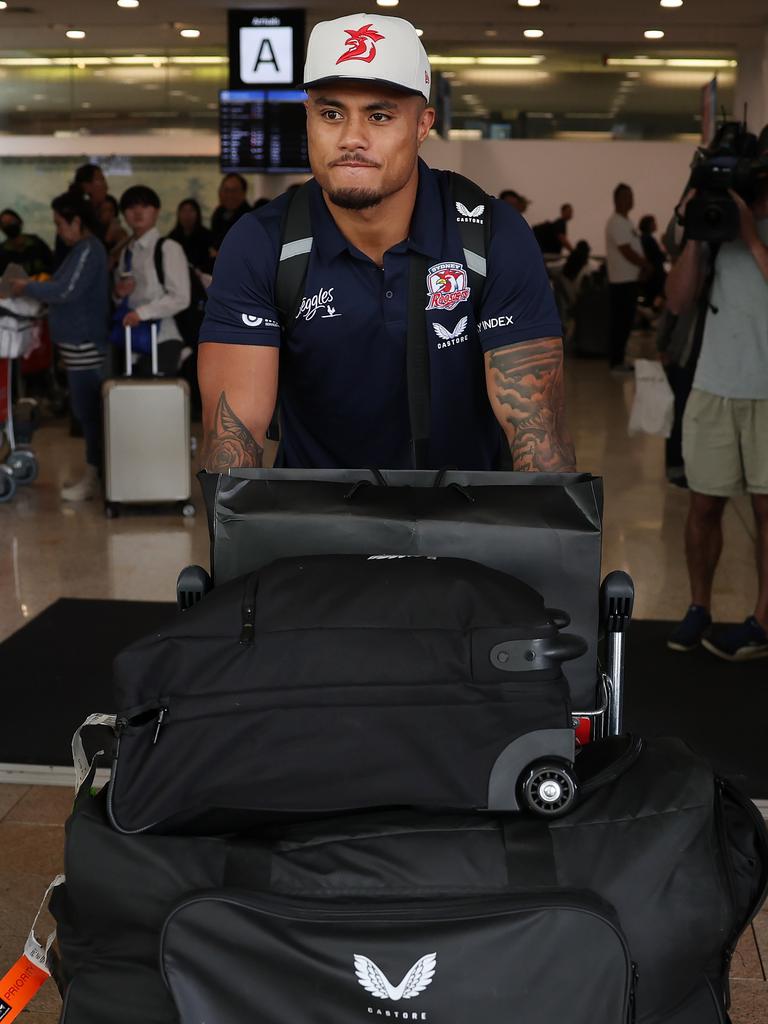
[605,213,643,284]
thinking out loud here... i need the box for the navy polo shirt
[200,159,562,469]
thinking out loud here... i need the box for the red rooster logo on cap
[336,24,385,65]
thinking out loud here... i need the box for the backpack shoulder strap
[275,182,314,328]
[153,236,166,288]
[448,172,492,315]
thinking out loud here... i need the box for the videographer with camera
[666,124,768,661]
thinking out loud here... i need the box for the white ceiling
[0,1,759,127]
[0,0,766,51]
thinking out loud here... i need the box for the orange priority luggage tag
[0,875,64,1021]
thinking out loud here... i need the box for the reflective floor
[0,350,765,1020]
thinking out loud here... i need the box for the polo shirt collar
[309,158,444,264]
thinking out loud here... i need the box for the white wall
[1,133,699,251]
[421,137,697,254]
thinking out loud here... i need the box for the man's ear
[418,105,436,144]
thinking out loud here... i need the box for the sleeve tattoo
[203,391,264,472]
[487,338,577,472]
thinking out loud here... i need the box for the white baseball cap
[303,14,432,102]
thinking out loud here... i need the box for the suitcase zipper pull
[152,706,168,746]
[629,962,639,1024]
[239,573,259,646]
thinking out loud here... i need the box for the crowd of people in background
[0,163,272,500]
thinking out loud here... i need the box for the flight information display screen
[219,89,310,174]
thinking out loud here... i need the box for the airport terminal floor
[1,341,767,1021]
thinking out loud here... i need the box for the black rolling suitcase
[108,554,589,835]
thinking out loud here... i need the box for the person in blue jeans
[11,190,108,501]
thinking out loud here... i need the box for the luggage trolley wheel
[520,760,578,818]
[0,465,16,503]
[6,449,38,485]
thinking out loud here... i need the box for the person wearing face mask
[0,209,53,276]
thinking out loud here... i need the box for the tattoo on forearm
[488,338,577,472]
[203,391,264,472]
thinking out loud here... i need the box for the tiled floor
[0,348,766,1020]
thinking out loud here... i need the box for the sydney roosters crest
[336,24,385,65]
[425,262,471,312]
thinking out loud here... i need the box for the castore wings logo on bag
[354,953,437,1001]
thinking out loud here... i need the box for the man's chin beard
[326,187,383,211]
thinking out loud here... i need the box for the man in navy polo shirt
[199,13,575,473]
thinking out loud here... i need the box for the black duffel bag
[198,469,603,709]
[109,554,586,835]
[53,736,768,1024]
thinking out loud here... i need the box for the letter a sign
[228,10,305,88]
[240,27,292,83]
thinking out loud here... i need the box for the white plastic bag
[628,358,675,438]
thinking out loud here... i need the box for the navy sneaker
[667,605,712,652]
[702,617,768,662]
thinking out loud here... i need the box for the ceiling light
[606,56,736,68]
[476,55,545,65]
[66,30,86,39]
[180,28,201,38]
[0,2,7,10]
[524,29,544,39]
[644,30,665,39]
[660,0,683,6]
[517,0,541,6]
[484,29,498,38]
[117,0,140,6]
[376,0,399,6]
[415,28,424,37]
[81,101,91,108]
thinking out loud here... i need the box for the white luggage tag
[71,713,117,793]
[0,875,65,1020]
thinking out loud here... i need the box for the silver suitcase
[102,324,193,517]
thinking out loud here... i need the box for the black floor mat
[1,601,765,796]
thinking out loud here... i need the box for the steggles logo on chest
[298,286,343,321]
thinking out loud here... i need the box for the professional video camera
[683,121,768,243]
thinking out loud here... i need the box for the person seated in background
[0,209,53,276]
[499,189,530,217]
[169,198,214,276]
[638,214,667,310]
[114,185,190,376]
[10,191,108,501]
[210,173,251,256]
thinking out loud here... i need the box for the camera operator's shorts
[682,389,768,496]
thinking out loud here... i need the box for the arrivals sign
[228,9,305,88]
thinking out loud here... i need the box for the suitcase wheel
[0,465,17,503]
[6,449,38,485]
[520,761,578,818]
[104,501,120,519]
[181,502,196,518]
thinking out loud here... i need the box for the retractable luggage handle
[124,322,159,378]
[599,571,635,736]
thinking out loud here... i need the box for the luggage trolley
[176,469,635,823]
[0,297,44,502]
